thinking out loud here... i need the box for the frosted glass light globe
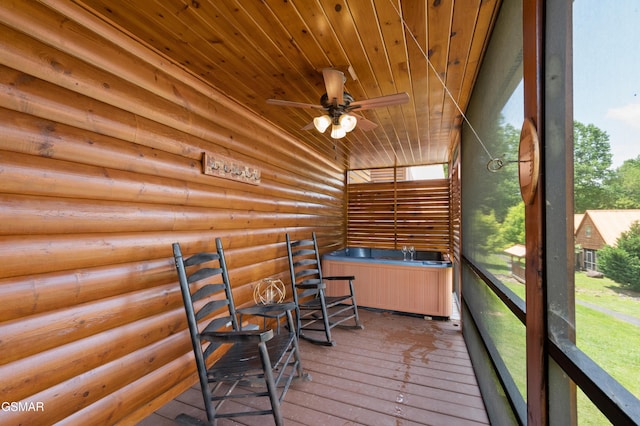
[331,124,347,139]
[313,115,331,132]
[339,114,357,132]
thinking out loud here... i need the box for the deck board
[139,308,488,425]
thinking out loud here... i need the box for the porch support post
[522,0,548,425]
[544,0,577,424]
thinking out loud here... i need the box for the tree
[471,120,522,223]
[608,155,640,209]
[616,221,640,258]
[470,209,501,255]
[492,202,525,250]
[488,122,522,222]
[574,121,613,213]
[598,221,640,291]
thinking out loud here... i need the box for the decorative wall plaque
[202,152,261,185]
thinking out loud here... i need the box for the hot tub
[322,247,453,318]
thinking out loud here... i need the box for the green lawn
[575,272,640,319]
[486,267,639,424]
[573,273,640,425]
[574,274,640,389]
[575,302,640,425]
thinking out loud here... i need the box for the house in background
[574,213,584,234]
[574,210,640,270]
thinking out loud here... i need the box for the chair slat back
[286,233,325,299]
[196,299,230,322]
[173,240,240,363]
[191,283,226,303]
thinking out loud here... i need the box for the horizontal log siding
[347,179,451,252]
[0,1,345,425]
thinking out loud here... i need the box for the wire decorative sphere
[253,278,286,305]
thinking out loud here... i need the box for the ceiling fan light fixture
[330,124,347,139]
[313,115,332,133]
[339,114,357,132]
[268,68,407,139]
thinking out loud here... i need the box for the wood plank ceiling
[75,0,500,171]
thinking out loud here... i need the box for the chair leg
[353,307,363,328]
[175,413,211,425]
[297,290,335,345]
[319,291,334,344]
[287,311,307,379]
[259,341,284,426]
[295,306,303,339]
[193,350,216,422]
[349,280,364,329]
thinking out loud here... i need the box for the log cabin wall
[0,2,345,424]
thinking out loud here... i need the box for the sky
[417,1,639,178]
[409,164,445,179]
[573,0,640,168]
[500,1,640,169]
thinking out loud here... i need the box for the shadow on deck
[139,307,488,425]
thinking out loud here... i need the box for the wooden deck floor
[139,308,488,426]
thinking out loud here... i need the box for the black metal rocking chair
[172,238,306,426]
[285,232,363,346]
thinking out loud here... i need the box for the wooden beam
[522,0,548,425]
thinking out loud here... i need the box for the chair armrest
[324,275,355,281]
[238,302,296,318]
[202,329,274,343]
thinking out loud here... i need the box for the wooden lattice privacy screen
[347,179,451,253]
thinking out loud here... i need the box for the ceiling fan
[267,68,409,139]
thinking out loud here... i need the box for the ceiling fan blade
[349,92,409,111]
[301,121,315,130]
[352,114,378,131]
[266,99,324,109]
[322,68,345,105]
